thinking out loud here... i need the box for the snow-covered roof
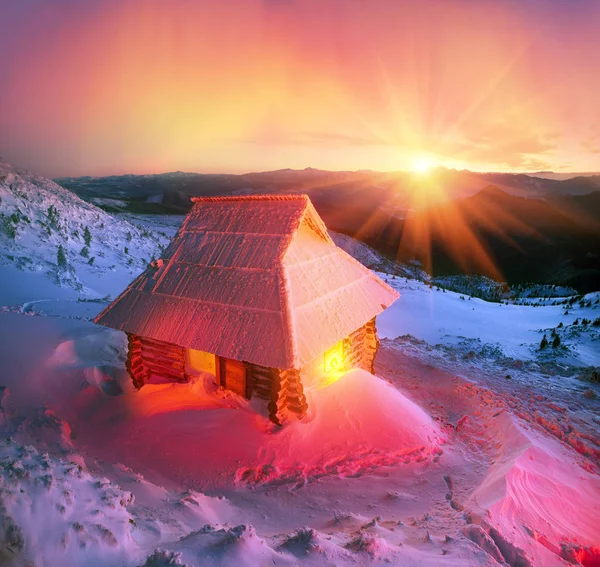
[94,194,399,369]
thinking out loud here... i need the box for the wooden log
[148,372,187,383]
[126,334,148,389]
[139,336,181,350]
[250,375,274,386]
[145,362,186,379]
[268,369,288,425]
[287,402,309,415]
[127,334,189,385]
[140,345,184,360]
[284,384,305,396]
[252,387,272,400]
[140,356,185,372]
[143,352,184,366]
[249,365,274,377]
[362,317,379,374]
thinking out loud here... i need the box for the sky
[1,0,599,177]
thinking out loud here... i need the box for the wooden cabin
[94,194,399,424]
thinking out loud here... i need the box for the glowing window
[324,341,345,374]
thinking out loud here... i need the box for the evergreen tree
[47,205,59,229]
[80,246,89,258]
[57,245,67,268]
[539,334,549,349]
[84,226,92,246]
[88,257,95,265]
[552,335,561,348]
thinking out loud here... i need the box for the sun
[411,155,434,174]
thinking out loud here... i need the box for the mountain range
[56,167,600,292]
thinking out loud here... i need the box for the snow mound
[237,369,444,485]
[470,414,600,566]
[345,531,397,560]
[33,327,443,490]
[164,524,294,567]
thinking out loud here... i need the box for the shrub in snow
[218,524,257,545]
[0,511,25,557]
[139,549,188,566]
[345,532,393,559]
[281,527,320,552]
[552,335,561,348]
[80,246,89,258]
[539,334,548,350]
[0,213,17,239]
[47,204,59,229]
[83,226,92,246]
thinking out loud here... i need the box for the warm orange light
[412,155,434,174]
[324,341,345,375]
[317,341,347,388]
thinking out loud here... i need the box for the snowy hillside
[378,277,600,367]
[0,210,598,567]
[330,230,430,280]
[0,160,169,296]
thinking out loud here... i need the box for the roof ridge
[191,194,309,203]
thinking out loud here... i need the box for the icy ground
[0,167,598,565]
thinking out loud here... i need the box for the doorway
[218,357,249,398]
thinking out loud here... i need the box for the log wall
[127,319,379,424]
[363,317,379,374]
[126,334,188,388]
[248,364,274,401]
[246,364,308,425]
[342,317,379,374]
[126,334,147,389]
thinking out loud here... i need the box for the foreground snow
[0,211,598,566]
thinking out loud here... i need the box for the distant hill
[395,187,600,292]
[56,167,600,217]
[55,167,600,292]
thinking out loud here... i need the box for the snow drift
[33,326,443,489]
[237,369,445,484]
[469,414,600,566]
[7,322,444,488]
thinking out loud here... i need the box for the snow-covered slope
[329,230,430,279]
[378,277,600,367]
[0,160,168,295]
[0,208,598,567]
